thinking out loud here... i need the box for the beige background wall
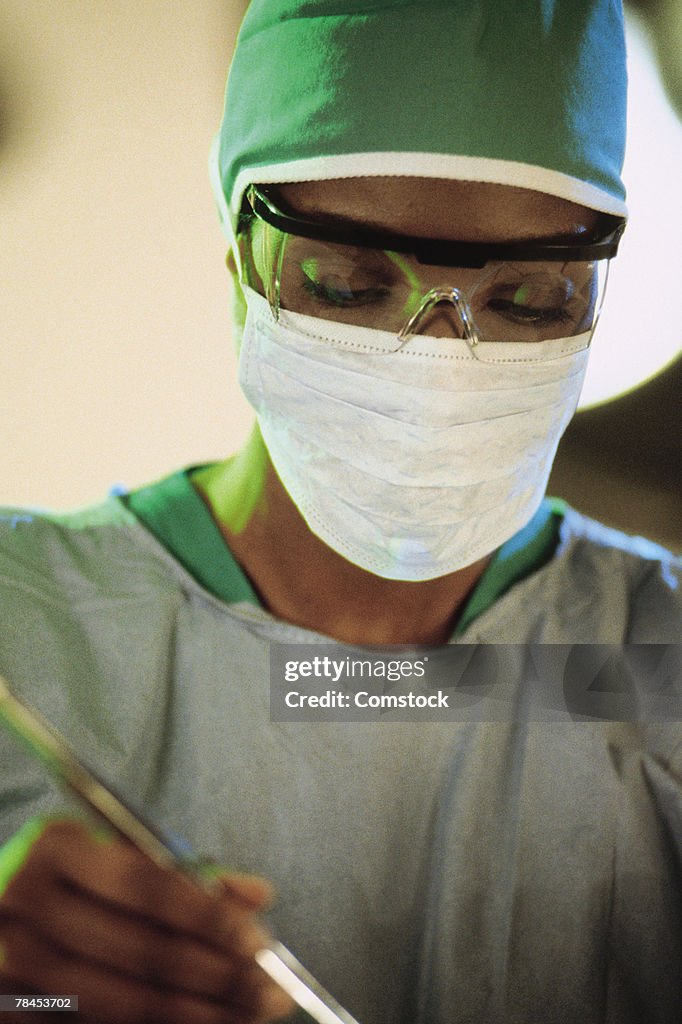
[2,2,680,549]
[2,1,251,509]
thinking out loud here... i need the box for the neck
[192,427,490,646]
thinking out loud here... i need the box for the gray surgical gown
[0,499,680,1023]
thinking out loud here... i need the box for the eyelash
[301,279,575,327]
[301,279,391,308]
[487,299,574,326]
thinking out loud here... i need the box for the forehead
[273,176,601,245]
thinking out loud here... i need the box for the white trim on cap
[228,151,628,221]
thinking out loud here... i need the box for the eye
[302,272,390,308]
[298,256,391,309]
[483,271,581,330]
[487,297,574,327]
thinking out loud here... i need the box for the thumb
[215,872,275,910]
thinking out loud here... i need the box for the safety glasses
[238,185,625,357]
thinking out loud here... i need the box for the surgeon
[0,1,680,1022]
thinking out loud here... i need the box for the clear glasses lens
[241,219,609,354]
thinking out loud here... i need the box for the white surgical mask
[238,287,589,581]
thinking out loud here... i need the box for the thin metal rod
[0,673,361,1024]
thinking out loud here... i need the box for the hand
[0,818,294,1023]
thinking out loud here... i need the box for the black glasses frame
[239,185,625,270]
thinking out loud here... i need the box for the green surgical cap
[213,0,628,234]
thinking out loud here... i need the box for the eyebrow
[270,193,599,247]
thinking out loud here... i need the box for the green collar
[123,468,565,634]
[455,495,566,635]
[124,469,259,606]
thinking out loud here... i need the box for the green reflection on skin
[0,816,115,912]
[192,255,268,537]
[193,423,268,536]
[229,254,248,343]
[0,817,48,897]
[0,816,116,898]
[385,251,424,317]
[301,257,318,280]
[513,283,532,305]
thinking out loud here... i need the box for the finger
[1,883,247,1001]
[1,905,294,1024]
[2,897,276,1016]
[5,821,269,958]
[215,875,274,911]
[0,917,259,1024]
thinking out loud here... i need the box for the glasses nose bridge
[397,286,480,347]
